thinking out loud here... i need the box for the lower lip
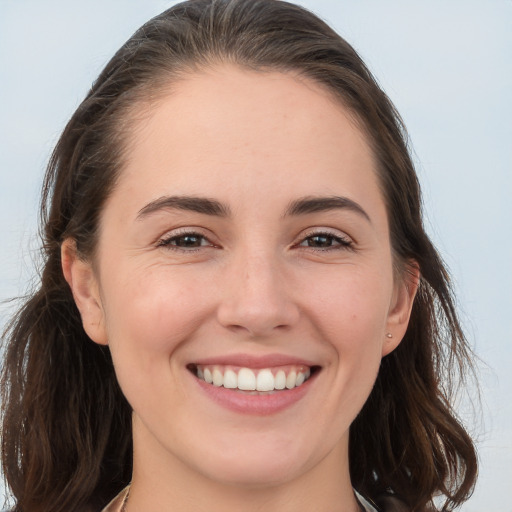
[191,371,318,416]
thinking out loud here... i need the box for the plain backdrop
[1,1,511,510]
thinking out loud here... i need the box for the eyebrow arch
[137,195,231,219]
[284,195,371,223]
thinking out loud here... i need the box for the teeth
[223,369,238,389]
[212,368,223,387]
[238,368,256,390]
[194,365,313,392]
[286,370,297,390]
[275,370,286,390]
[256,369,274,392]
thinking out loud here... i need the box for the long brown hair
[1,1,477,511]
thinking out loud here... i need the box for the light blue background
[1,1,511,510]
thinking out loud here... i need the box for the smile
[191,364,313,393]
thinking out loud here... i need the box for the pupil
[309,235,331,247]
[179,235,200,247]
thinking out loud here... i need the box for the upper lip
[189,353,318,369]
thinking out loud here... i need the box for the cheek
[304,266,392,398]
[100,265,216,419]
[101,265,212,366]
[305,265,393,344]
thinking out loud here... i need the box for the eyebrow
[284,196,371,222]
[136,194,370,223]
[137,195,231,219]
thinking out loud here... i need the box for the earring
[386,333,393,338]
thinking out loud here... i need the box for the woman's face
[67,65,415,488]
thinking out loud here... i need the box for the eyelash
[157,229,354,252]
[157,230,214,252]
[294,230,354,252]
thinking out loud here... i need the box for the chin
[200,458,304,489]
[187,433,313,488]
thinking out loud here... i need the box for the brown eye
[299,233,352,249]
[172,234,204,247]
[307,235,336,247]
[159,233,210,249]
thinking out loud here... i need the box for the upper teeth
[195,365,311,392]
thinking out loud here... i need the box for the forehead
[114,64,384,220]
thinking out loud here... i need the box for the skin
[62,65,418,512]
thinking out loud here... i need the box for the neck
[127,418,361,512]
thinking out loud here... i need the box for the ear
[61,238,108,345]
[382,261,420,356]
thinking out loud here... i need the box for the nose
[216,251,300,337]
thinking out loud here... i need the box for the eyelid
[298,226,353,241]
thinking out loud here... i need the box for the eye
[297,231,354,250]
[158,231,213,250]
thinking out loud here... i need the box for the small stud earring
[386,333,393,338]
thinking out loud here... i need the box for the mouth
[187,364,320,394]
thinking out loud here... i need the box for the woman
[0,1,477,511]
